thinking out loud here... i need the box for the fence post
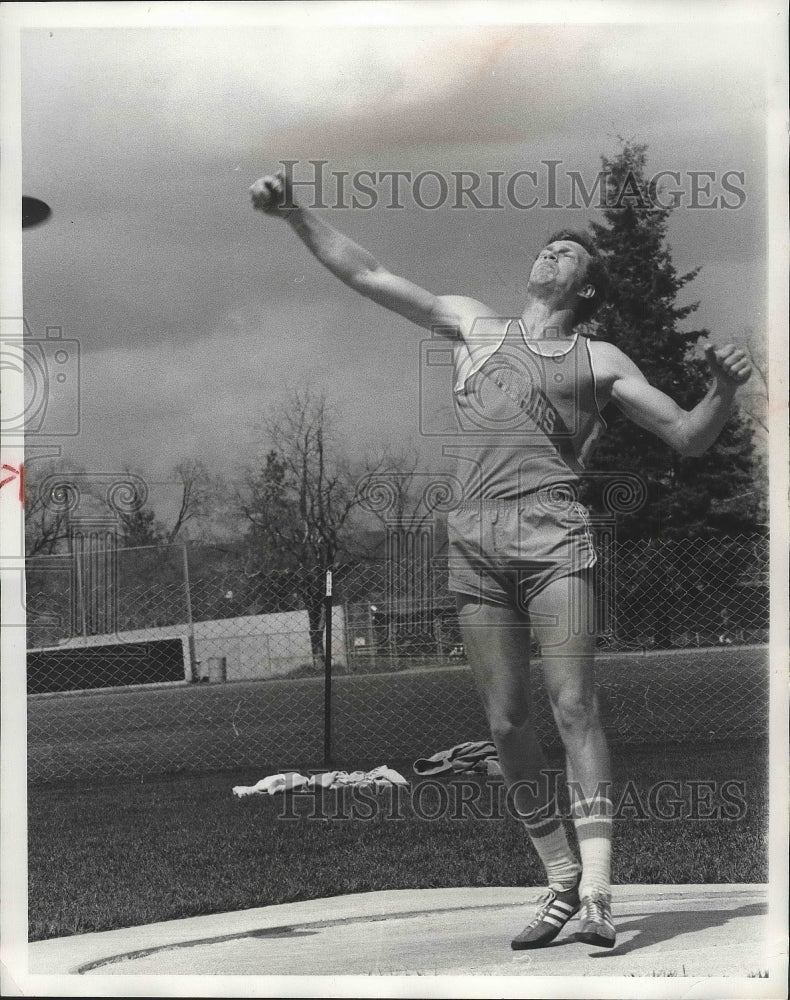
[324,567,333,766]
[182,542,198,682]
[73,546,86,637]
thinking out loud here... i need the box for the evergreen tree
[585,141,764,540]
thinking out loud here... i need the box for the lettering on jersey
[496,375,559,436]
[491,371,581,471]
[525,389,557,434]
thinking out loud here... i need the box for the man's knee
[488,704,533,744]
[551,688,600,733]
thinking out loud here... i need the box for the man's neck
[519,299,577,340]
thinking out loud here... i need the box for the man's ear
[577,283,596,300]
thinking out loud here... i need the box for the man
[250,169,752,949]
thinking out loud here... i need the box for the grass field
[25,643,770,944]
[28,739,768,942]
[27,645,768,783]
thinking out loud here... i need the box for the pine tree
[585,141,764,540]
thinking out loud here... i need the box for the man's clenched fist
[249,170,296,216]
[704,343,752,386]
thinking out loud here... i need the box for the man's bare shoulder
[432,295,500,340]
[588,338,642,380]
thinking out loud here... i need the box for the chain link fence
[25,534,769,782]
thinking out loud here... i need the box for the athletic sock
[571,795,613,899]
[521,812,580,892]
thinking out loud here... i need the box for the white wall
[53,606,348,681]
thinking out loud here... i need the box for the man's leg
[457,596,581,948]
[528,570,616,947]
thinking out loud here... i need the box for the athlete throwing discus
[250,169,751,950]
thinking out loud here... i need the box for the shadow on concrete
[585,902,766,958]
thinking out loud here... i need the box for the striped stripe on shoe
[510,874,581,950]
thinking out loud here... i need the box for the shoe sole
[577,930,616,948]
[511,932,561,951]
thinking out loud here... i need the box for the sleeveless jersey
[450,318,605,501]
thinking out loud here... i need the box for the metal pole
[182,542,198,682]
[324,567,333,766]
[73,540,87,637]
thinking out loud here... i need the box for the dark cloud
[20,21,769,480]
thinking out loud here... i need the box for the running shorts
[446,491,596,609]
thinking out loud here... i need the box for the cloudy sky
[16,3,779,520]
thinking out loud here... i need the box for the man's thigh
[528,570,597,658]
[455,597,532,719]
[528,572,597,704]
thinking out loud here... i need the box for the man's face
[528,240,592,299]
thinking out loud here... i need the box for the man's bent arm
[606,344,752,457]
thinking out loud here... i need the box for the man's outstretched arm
[602,342,752,457]
[250,169,468,333]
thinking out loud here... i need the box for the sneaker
[577,891,616,948]
[510,875,581,950]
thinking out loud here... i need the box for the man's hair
[543,229,610,326]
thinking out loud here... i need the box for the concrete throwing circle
[28,884,772,979]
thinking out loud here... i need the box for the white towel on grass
[312,765,409,790]
[232,772,309,797]
[233,765,408,797]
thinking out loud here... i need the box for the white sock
[521,812,580,892]
[571,795,613,899]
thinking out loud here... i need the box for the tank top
[450,317,605,501]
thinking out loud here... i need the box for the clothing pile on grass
[232,765,409,797]
[232,741,502,798]
[412,740,502,777]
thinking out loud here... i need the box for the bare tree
[24,460,88,556]
[354,442,454,546]
[165,459,212,542]
[88,459,216,548]
[235,387,373,665]
[266,390,360,567]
